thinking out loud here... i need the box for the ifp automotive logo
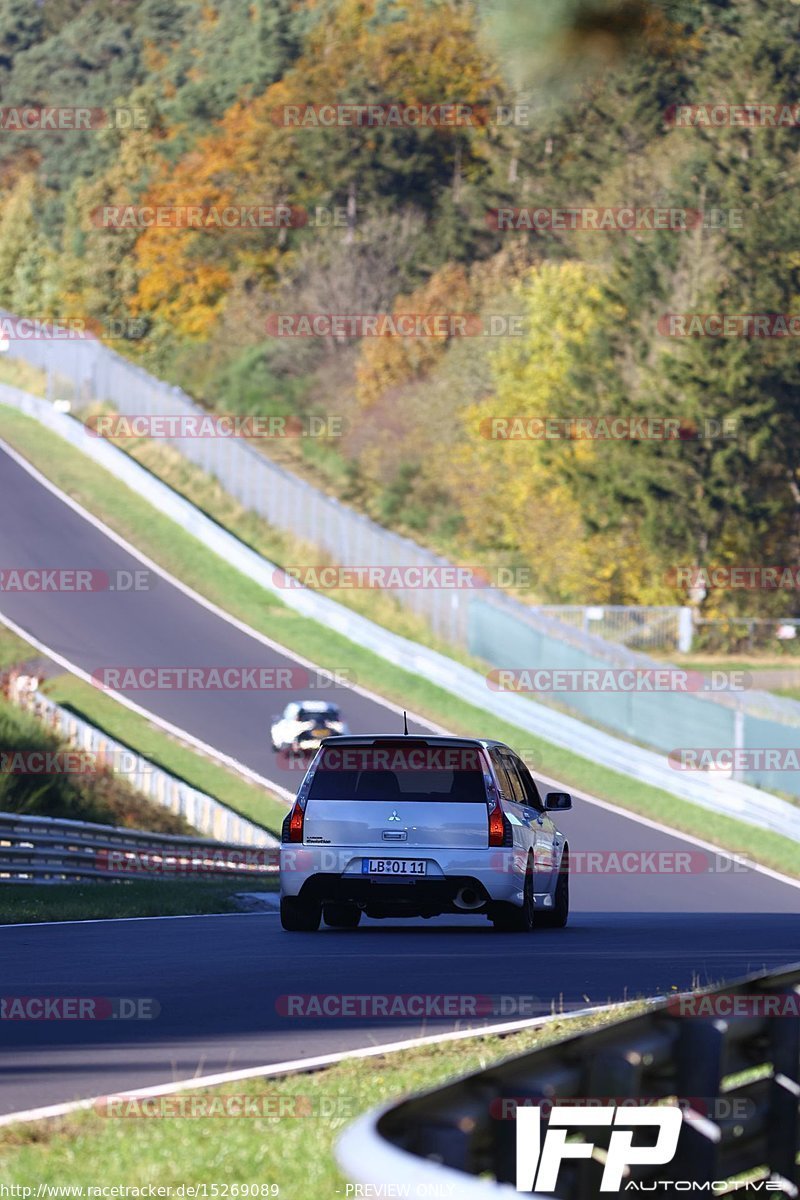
[514,1104,784,1192]
[515,1105,682,1192]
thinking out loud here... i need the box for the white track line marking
[0,910,278,930]
[0,609,293,806]
[0,438,445,732]
[0,997,650,1128]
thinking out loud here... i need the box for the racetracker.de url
[0,1187,280,1198]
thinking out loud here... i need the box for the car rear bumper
[280,845,531,912]
[293,735,333,752]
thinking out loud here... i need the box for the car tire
[323,903,361,930]
[539,847,569,929]
[491,859,535,932]
[280,895,321,932]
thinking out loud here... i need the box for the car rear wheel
[280,895,321,932]
[491,860,535,932]
[323,903,361,930]
[539,847,569,929]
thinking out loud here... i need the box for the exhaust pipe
[454,886,484,911]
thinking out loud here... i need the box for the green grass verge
[44,675,287,836]
[0,1002,644,1189]
[0,880,276,924]
[1,404,799,878]
[0,357,48,396]
[0,625,34,670]
[676,658,800,672]
[0,693,200,836]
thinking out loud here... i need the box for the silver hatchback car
[279,735,572,932]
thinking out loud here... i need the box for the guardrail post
[732,702,745,783]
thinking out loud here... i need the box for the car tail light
[282,803,305,843]
[486,781,513,847]
[281,773,313,844]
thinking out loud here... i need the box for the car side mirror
[545,791,572,811]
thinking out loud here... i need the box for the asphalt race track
[1,442,799,1116]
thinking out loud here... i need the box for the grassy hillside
[0,696,196,835]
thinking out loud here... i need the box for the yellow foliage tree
[128,0,501,340]
[442,260,655,603]
[355,263,473,408]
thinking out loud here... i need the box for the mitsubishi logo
[388,810,401,821]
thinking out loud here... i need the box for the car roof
[315,734,509,751]
[294,700,338,711]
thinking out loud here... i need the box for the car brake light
[486,781,512,847]
[281,773,313,844]
[488,800,505,846]
[284,806,303,844]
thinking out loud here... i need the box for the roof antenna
[403,710,409,735]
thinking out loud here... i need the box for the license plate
[312,728,329,737]
[362,858,426,877]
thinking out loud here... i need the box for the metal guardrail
[0,811,279,883]
[1,394,799,841]
[3,679,279,847]
[337,964,800,1197]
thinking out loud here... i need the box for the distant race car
[270,700,348,755]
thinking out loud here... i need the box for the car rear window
[297,707,338,722]
[306,742,489,803]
